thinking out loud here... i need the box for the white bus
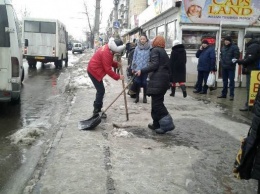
[22,18,68,69]
[0,0,24,103]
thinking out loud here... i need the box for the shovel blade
[78,113,102,130]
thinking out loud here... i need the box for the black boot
[170,87,175,97]
[135,87,140,103]
[93,108,107,118]
[180,85,187,98]
[143,86,147,103]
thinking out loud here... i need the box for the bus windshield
[24,21,56,34]
[0,5,10,47]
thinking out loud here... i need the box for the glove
[232,59,237,63]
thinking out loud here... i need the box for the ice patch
[112,128,134,138]
[8,127,45,145]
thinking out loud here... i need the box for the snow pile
[111,128,134,138]
[70,75,94,89]
[8,127,45,145]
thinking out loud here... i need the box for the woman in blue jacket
[194,40,216,94]
[131,33,151,103]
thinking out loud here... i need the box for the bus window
[41,22,56,34]
[24,21,40,33]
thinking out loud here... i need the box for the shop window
[149,28,156,40]
[182,30,216,50]
[166,21,175,49]
[157,25,164,37]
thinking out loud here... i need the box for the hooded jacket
[237,39,260,74]
[87,44,120,81]
[131,40,151,71]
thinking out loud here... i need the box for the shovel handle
[102,75,136,114]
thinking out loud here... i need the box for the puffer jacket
[236,87,260,180]
[220,43,240,70]
[237,39,260,74]
[196,46,216,72]
[141,47,170,95]
[131,40,151,71]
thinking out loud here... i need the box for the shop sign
[249,70,260,106]
[180,0,260,26]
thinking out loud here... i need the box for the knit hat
[108,37,126,53]
[224,36,232,42]
[152,36,166,48]
[202,40,209,44]
[172,40,180,46]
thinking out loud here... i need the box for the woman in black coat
[169,40,187,98]
[135,36,175,134]
[234,86,260,180]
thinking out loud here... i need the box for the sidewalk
[25,52,257,194]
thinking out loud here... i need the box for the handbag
[206,72,216,87]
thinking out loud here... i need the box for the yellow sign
[249,71,260,106]
[35,56,45,60]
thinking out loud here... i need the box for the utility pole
[94,0,101,46]
[113,0,119,38]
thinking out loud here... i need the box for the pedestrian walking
[87,37,125,117]
[169,39,187,98]
[233,32,260,111]
[217,36,240,101]
[131,33,151,103]
[135,35,175,134]
[193,39,216,94]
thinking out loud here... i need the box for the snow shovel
[78,75,136,130]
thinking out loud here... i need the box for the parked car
[72,43,83,54]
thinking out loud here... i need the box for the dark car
[67,43,73,51]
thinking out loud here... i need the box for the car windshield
[0,5,10,47]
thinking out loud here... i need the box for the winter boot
[93,108,107,118]
[169,87,176,97]
[143,86,147,103]
[135,87,140,103]
[155,114,175,134]
[180,85,187,98]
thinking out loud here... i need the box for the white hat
[187,0,206,8]
[108,37,126,53]
[172,40,180,46]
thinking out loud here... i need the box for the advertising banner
[180,0,260,26]
[249,71,260,106]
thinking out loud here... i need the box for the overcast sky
[12,0,114,41]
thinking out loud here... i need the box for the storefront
[137,0,260,86]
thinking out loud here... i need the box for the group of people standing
[86,32,260,135]
[87,34,187,134]
[193,33,260,112]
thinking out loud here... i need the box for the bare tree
[83,0,94,48]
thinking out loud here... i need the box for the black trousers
[151,91,168,126]
[88,72,105,110]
